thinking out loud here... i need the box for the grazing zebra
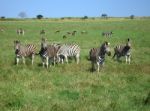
[40,29,46,35]
[89,41,111,72]
[55,30,60,33]
[17,28,24,35]
[39,38,61,68]
[102,31,113,37]
[57,44,80,64]
[63,35,67,39]
[67,32,72,35]
[14,40,36,65]
[112,38,131,64]
[72,30,77,36]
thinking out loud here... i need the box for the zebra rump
[57,44,80,64]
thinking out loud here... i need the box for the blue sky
[0,0,150,18]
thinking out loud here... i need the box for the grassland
[0,18,150,111]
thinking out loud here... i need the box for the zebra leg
[31,54,34,65]
[117,55,121,62]
[125,55,128,64]
[64,55,68,64]
[97,61,99,72]
[76,54,80,64]
[42,58,45,68]
[128,55,131,64]
[53,57,56,66]
[46,57,49,68]
[112,53,116,59]
[16,57,19,65]
[22,57,25,65]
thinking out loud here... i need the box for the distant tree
[36,15,43,19]
[130,15,135,19]
[18,12,27,18]
[81,16,88,20]
[1,16,5,19]
[83,16,88,19]
[101,13,108,19]
[61,17,65,20]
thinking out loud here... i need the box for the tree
[130,15,135,19]
[36,15,43,19]
[1,16,5,19]
[82,16,88,19]
[18,12,27,18]
[101,13,108,19]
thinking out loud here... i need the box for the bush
[36,15,43,19]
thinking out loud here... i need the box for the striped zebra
[112,38,131,64]
[89,41,111,72]
[39,38,61,68]
[102,31,113,37]
[57,44,80,64]
[17,28,24,35]
[40,29,46,35]
[14,40,36,65]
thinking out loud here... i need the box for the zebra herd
[14,38,80,67]
[14,38,131,72]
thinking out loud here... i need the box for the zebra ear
[127,38,130,42]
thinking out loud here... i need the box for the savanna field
[0,18,150,111]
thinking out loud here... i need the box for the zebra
[55,30,60,33]
[89,41,111,72]
[63,35,67,39]
[72,30,77,36]
[39,38,61,68]
[40,29,46,35]
[57,44,80,64]
[14,40,36,65]
[102,31,113,37]
[112,38,131,64]
[17,28,24,35]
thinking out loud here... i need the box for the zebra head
[100,41,111,57]
[39,38,48,56]
[14,40,21,54]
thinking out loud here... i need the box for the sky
[0,0,150,18]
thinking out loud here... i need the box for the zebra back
[57,44,80,57]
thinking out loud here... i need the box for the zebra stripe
[14,40,36,65]
[89,42,111,72]
[57,44,80,64]
[39,38,61,68]
[112,38,131,64]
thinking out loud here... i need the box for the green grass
[0,18,150,111]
